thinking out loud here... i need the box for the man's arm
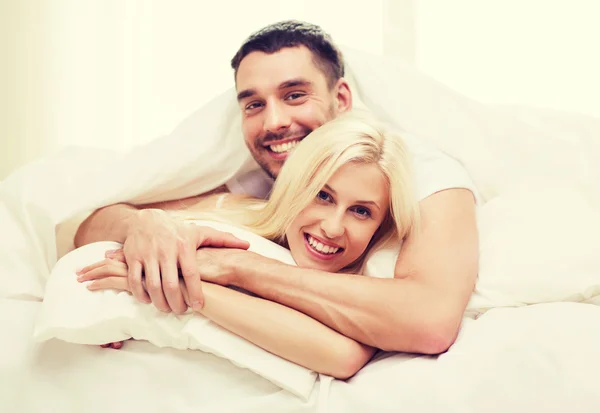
[71,185,250,315]
[73,187,229,247]
[226,189,478,353]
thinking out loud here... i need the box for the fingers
[198,227,250,250]
[128,260,151,304]
[179,243,203,310]
[77,258,119,277]
[160,257,187,315]
[111,341,124,350]
[179,279,191,307]
[105,248,126,263]
[87,276,131,292]
[77,259,128,282]
[143,261,171,313]
[100,341,125,350]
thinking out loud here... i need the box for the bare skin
[74,46,478,354]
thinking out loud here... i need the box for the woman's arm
[79,258,376,379]
[190,281,376,380]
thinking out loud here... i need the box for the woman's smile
[303,232,344,261]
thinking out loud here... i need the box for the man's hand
[114,209,249,313]
[192,247,258,286]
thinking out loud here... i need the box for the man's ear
[334,78,353,113]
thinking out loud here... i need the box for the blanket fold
[1,46,599,303]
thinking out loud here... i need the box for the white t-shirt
[225,131,480,204]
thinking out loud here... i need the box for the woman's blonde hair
[183,110,420,273]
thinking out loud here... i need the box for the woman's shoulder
[184,192,254,211]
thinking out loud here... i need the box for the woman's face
[285,162,390,273]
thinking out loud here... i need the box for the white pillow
[33,220,317,401]
[363,184,600,313]
[468,184,600,311]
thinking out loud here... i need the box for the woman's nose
[320,212,345,239]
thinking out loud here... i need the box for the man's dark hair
[231,20,345,89]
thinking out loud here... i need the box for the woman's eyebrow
[323,184,381,211]
[356,200,381,211]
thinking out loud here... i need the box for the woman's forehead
[325,163,389,207]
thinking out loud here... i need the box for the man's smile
[264,137,305,159]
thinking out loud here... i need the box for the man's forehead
[235,46,327,92]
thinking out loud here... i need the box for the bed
[3,299,600,413]
[2,48,600,413]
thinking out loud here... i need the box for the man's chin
[258,160,281,180]
[266,165,282,180]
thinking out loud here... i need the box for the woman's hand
[77,257,132,293]
[78,246,247,290]
[77,257,136,350]
[77,254,192,305]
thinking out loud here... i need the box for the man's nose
[321,211,345,239]
[263,102,291,133]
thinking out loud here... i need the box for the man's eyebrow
[237,89,256,102]
[323,184,381,211]
[237,78,313,102]
[279,78,313,90]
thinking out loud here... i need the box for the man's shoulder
[400,131,481,204]
[225,158,274,200]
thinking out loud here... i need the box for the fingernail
[192,301,203,311]
[75,268,83,275]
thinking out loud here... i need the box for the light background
[1,0,598,179]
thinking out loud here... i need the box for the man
[74,20,478,354]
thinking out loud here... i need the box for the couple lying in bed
[73,20,478,380]
[76,110,419,379]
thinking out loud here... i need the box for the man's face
[235,46,348,179]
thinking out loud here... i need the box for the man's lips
[263,136,305,148]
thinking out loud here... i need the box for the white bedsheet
[0,299,317,413]
[329,303,600,413]
[4,298,600,413]
[2,46,600,412]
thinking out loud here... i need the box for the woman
[77,110,420,379]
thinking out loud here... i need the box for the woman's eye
[316,191,331,202]
[353,206,372,218]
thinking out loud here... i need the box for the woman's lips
[303,233,342,261]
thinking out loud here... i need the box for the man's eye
[245,102,263,111]
[285,93,305,100]
[316,190,332,202]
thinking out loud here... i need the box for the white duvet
[1,46,600,412]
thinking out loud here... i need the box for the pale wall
[415,0,600,117]
[1,0,385,179]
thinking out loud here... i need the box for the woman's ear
[333,78,353,114]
